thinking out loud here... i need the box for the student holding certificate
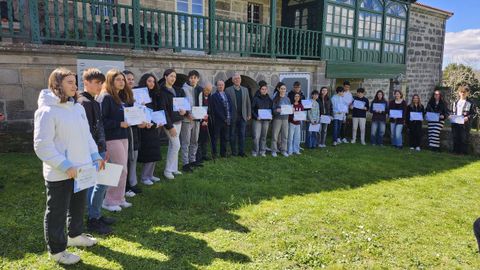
[271,82,291,157]
[34,68,102,265]
[98,69,133,211]
[331,86,348,146]
[406,94,425,151]
[318,87,332,148]
[370,90,388,146]
[288,93,305,155]
[451,85,476,154]
[426,89,449,151]
[388,90,407,149]
[350,88,369,145]
[136,73,163,187]
[306,90,320,148]
[251,82,273,157]
[159,69,187,179]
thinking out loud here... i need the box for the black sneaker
[130,185,143,194]
[182,164,194,172]
[191,161,203,167]
[99,216,116,225]
[87,218,112,235]
[202,156,211,161]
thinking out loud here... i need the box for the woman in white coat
[33,67,104,265]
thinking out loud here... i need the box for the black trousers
[408,121,423,148]
[452,123,470,154]
[44,179,86,254]
[211,121,230,157]
[196,125,214,161]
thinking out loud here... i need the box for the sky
[418,0,480,70]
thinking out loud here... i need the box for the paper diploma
[143,106,153,123]
[132,87,152,105]
[389,109,403,119]
[97,163,123,187]
[293,111,307,121]
[301,99,313,109]
[173,97,191,111]
[258,109,272,120]
[151,110,167,125]
[309,124,320,132]
[192,106,208,120]
[410,112,423,121]
[450,115,465,124]
[74,164,97,193]
[372,103,385,112]
[124,106,147,126]
[280,105,293,115]
[320,115,332,124]
[353,100,366,110]
[426,112,440,122]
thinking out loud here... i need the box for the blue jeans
[332,119,343,143]
[390,123,404,147]
[87,152,107,220]
[230,118,246,155]
[371,121,386,145]
[288,123,301,154]
[307,131,318,148]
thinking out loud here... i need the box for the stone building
[0,0,452,151]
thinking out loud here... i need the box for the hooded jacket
[251,92,273,120]
[34,89,101,182]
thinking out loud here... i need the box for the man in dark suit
[209,80,233,158]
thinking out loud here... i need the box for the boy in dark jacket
[77,68,114,235]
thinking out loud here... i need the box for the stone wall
[0,44,324,152]
[406,4,450,104]
[361,79,391,100]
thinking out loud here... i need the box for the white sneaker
[50,251,80,265]
[150,176,161,182]
[283,152,290,157]
[333,142,337,146]
[120,201,132,208]
[415,147,421,151]
[410,147,415,150]
[342,138,348,143]
[361,142,366,145]
[336,139,342,144]
[261,153,266,157]
[272,152,277,157]
[102,204,122,212]
[67,233,97,247]
[172,171,183,175]
[294,152,301,155]
[142,179,154,186]
[299,147,304,151]
[125,190,136,198]
[351,140,356,144]
[252,152,257,157]
[164,172,175,180]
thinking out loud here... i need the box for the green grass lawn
[1,144,480,269]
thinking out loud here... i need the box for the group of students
[33,67,475,265]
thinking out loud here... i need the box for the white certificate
[124,106,147,126]
[308,124,320,132]
[410,112,423,121]
[301,99,313,109]
[144,106,153,123]
[132,87,152,105]
[151,110,167,125]
[258,109,272,120]
[74,164,97,193]
[389,109,403,119]
[173,97,191,111]
[372,103,386,112]
[280,105,294,115]
[426,112,440,122]
[97,163,123,187]
[320,115,332,124]
[450,115,465,124]
[293,111,307,121]
[192,106,208,120]
[353,100,366,110]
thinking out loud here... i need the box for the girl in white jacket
[33,68,103,265]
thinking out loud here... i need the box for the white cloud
[444,29,480,70]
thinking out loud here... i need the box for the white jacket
[34,89,101,182]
